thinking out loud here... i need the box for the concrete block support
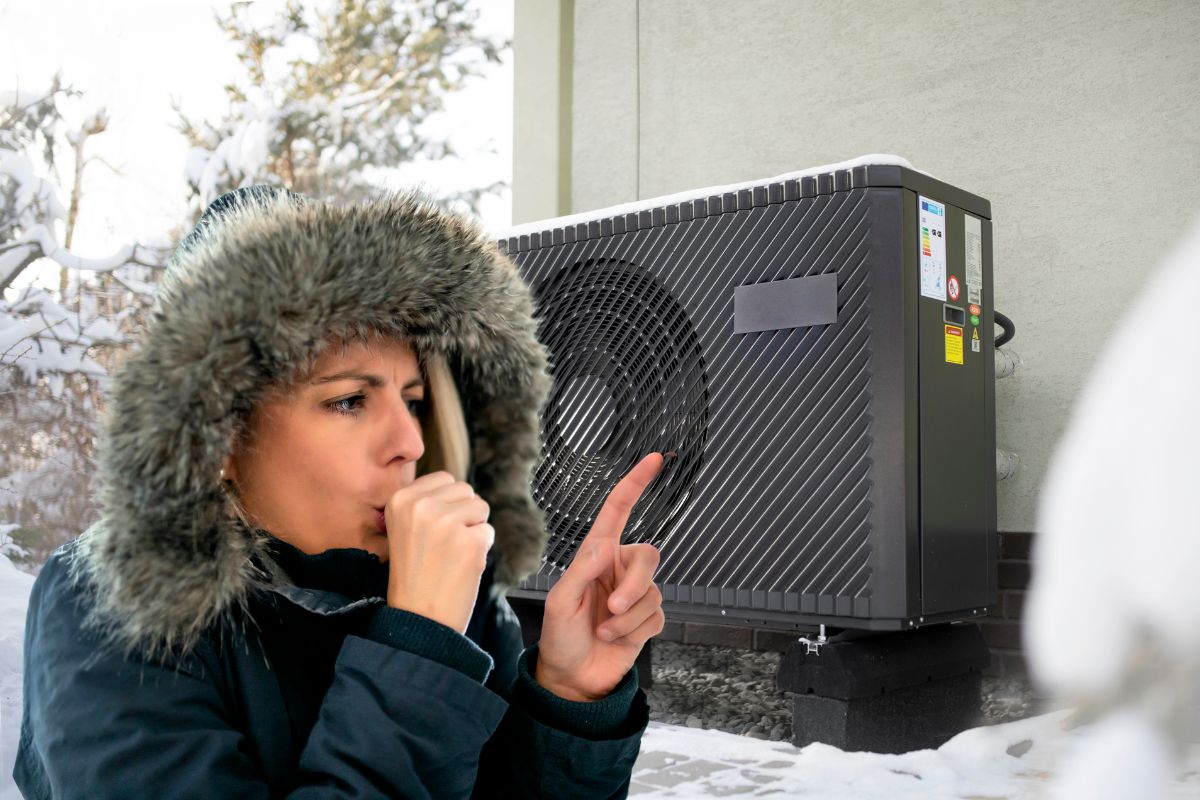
[791,674,982,754]
[777,624,991,753]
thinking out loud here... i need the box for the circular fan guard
[532,258,709,570]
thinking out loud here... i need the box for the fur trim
[74,188,551,658]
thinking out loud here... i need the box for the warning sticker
[948,275,960,301]
[945,325,963,365]
[971,326,981,353]
[964,215,982,306]
[919,197,946,301]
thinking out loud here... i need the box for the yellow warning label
[945,325,963,365]
[972,327,980,340]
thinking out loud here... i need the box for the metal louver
[532,258,709,569]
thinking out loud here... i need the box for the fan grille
[532,258,709,569]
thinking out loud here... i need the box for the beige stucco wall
[515,0,1200,533]
[511,0,573,222]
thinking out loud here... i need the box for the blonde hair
[415,348,470,482]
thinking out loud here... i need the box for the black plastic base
[778,623,990,753]
[791,673,982,753]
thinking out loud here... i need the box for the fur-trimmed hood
[70,186,552,657]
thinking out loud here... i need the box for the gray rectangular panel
[733,273,838,334]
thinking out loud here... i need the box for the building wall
[519,0,1200,532]
[512,0,1200,673]
[511,0,574,222]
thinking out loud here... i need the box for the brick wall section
[979,531,1033,677]
[656,619,802,653]
[655,532,1036,678]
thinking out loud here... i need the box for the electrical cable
[994,310,1015,348]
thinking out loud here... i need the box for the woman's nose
[381,395,424,462]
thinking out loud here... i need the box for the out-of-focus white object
[1049,711,1176,800]
[1026,215,1200,798]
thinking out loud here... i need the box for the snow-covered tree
[0,78,165,570]
[179,0,507,212]
[0,79,160,294]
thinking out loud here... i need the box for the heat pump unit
[501,156,996,632]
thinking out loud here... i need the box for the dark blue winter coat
[15,533,649,798]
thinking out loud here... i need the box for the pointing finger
[583,453,665,552]
[552,453,664,609]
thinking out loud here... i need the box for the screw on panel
[720,609,726,616]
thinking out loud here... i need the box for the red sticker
[947,275,960,301]
[969,304,981,315]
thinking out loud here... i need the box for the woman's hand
[535,453,667,702]
[383,471,493,634]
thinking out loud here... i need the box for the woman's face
[225,337,425,562]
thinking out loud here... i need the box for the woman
[14,186,666,798]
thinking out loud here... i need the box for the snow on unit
[495,154,928,239]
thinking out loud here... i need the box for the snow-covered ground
[631,714,1200,798]
[0,553,34,800]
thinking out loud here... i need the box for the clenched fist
[383,471,494,634]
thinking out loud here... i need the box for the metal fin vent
[532,258,710,569]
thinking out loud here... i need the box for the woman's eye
[326,394,422,417]
[327,394,366,415]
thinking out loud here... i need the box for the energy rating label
[919,196,946,301]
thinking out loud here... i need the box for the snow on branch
[2,77,161,385]
[5,224,141,272]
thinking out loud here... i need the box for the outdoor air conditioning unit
[501,156,997,633]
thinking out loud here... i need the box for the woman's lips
[374,508,387,534]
